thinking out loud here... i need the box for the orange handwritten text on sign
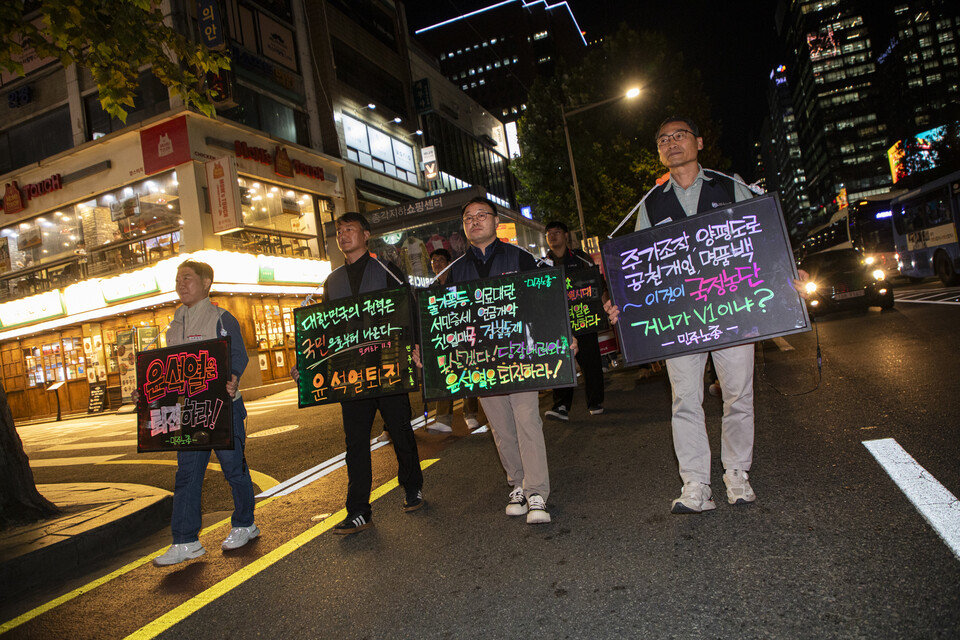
[310,362,402,402]
[143,350,219,402]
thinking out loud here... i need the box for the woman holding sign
[153,260,259,566]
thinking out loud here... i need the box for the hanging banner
[601,194,810,365]
[416,267,577,402]
[206,156,243,234]
[136,337,234,452]
[294,287,419,407]
[565,267,608,336]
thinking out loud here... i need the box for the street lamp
[561,87,640,241]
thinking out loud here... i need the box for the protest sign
[565,267,609,335]
[601,194,810,365]
[417,267,576,401]
[136,337,234,452]
[294,286,418,407]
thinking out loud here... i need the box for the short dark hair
[545,221,568,233]
[336,211,370,231]
[461,196,499,217]
[179,259,214,283]
[430,248,452,262]
[656,116,701,140]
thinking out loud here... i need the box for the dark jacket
[447,238,539,283]
[645,169,737,226]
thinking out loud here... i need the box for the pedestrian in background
[154,260,259,566]
[541,221,606,421]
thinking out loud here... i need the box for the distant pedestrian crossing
[894,285,960,305]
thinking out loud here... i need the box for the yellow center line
[0,459,436,636]
[126,459,438,639]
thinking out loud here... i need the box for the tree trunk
[0,381,59,529]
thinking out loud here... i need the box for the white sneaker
[154,541,206,566]
[465,417,480,429]
[723,469,757,505]
[526,493,551,524]
[222,524,261,550]
[505,486,528,516]
[376,430,391,442]
[671,481,716,514]
[426,419,452,433]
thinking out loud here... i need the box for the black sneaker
[403,489,425,512]
[545,406,569,421]
[333,512,372,535]
[588,405,604,415]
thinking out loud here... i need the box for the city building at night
[0,0,533,421]
[412,0,587,124]
[772,0,959,230]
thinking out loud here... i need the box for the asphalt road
[7,282,960,638]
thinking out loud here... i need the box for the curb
[0,484,173,601]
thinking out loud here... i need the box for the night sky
[404,0,782,179]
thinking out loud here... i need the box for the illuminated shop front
[363,187,546,287]
[0,110,345,421]
[0,250,329,421]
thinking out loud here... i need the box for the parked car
[798,248,894,315]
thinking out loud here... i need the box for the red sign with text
[140,115,191,176]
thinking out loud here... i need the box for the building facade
[772,0,960,230]
[412,0,587,123]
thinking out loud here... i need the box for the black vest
[448,239,526,282]
[324,258,398,301]
[645,170,737,226]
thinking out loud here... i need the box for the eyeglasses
[463,211,493,224]
[656,129,695,147]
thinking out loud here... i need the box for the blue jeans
[171,400,255,543]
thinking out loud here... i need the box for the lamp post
[561,87,640,241]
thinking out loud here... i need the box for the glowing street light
[561,87,641,240]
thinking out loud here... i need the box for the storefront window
[22,337,84,387]
[0,173,182,297]
[253,303,294,349]
[219,178,319,258]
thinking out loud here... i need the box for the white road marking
[863,438,960,559]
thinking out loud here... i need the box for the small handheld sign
[136,337,234,452]
[565,267,609,335]
[294,286,419,407]
[601,193,810,365]
[417,267,577,401]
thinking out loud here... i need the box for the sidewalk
[0,483,172,602]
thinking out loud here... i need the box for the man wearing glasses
[608,117,758,515]
[441,196,554,524]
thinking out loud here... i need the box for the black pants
[552,331,604,410]
[340,393,423,515]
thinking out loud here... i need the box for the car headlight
[865,256,875,265]
[804,281,818,294]
[872,269,885,280]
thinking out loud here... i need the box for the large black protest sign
[601,194,810,365]
[294,287,418,407]
[136,337,234,452]
[417,267,576,401]
[565,267,608,335]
